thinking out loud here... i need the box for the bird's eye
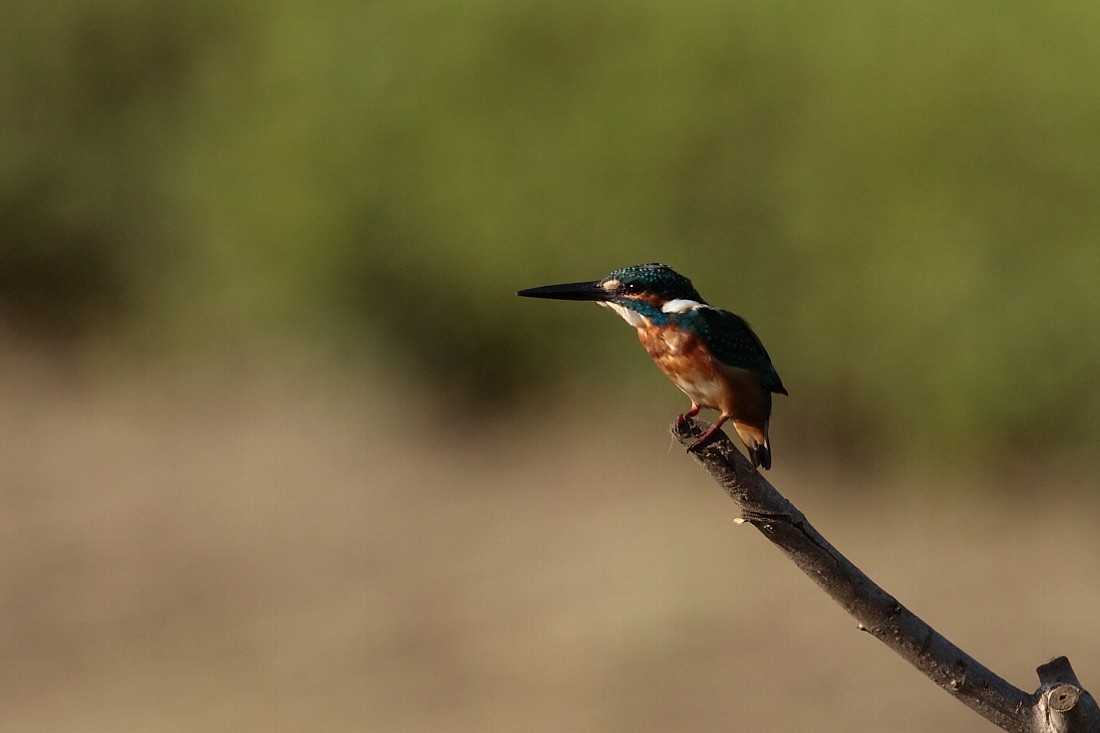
[622,282,641,294]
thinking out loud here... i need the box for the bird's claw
[685,425,720,452]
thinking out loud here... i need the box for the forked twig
[672,417,1099,733]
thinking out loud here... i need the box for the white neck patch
[661,298,707,314]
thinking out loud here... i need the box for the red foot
[675,404,701,427]
[685,415,729,452]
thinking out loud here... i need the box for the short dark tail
[750,440,772,471]
[733,419,773,470]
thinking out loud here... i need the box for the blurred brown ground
[1,355,1097,733]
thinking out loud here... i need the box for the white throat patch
[599,301,648,328]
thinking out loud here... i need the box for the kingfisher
[518,263,787,469]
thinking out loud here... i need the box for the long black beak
[517,280,610,302]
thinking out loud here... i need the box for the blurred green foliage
[3,0,1099,465]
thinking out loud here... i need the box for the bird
[518,263,787,469]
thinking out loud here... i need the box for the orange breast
[637,324,724,409]
[636,323,768,425]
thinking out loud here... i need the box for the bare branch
[672,418,1099,733]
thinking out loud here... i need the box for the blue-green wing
[692,307,787,395]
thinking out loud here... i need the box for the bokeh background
[2,2,1098,731]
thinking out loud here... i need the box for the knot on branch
[1045,684,1080,713]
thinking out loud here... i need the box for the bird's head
[517,263,706,326]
